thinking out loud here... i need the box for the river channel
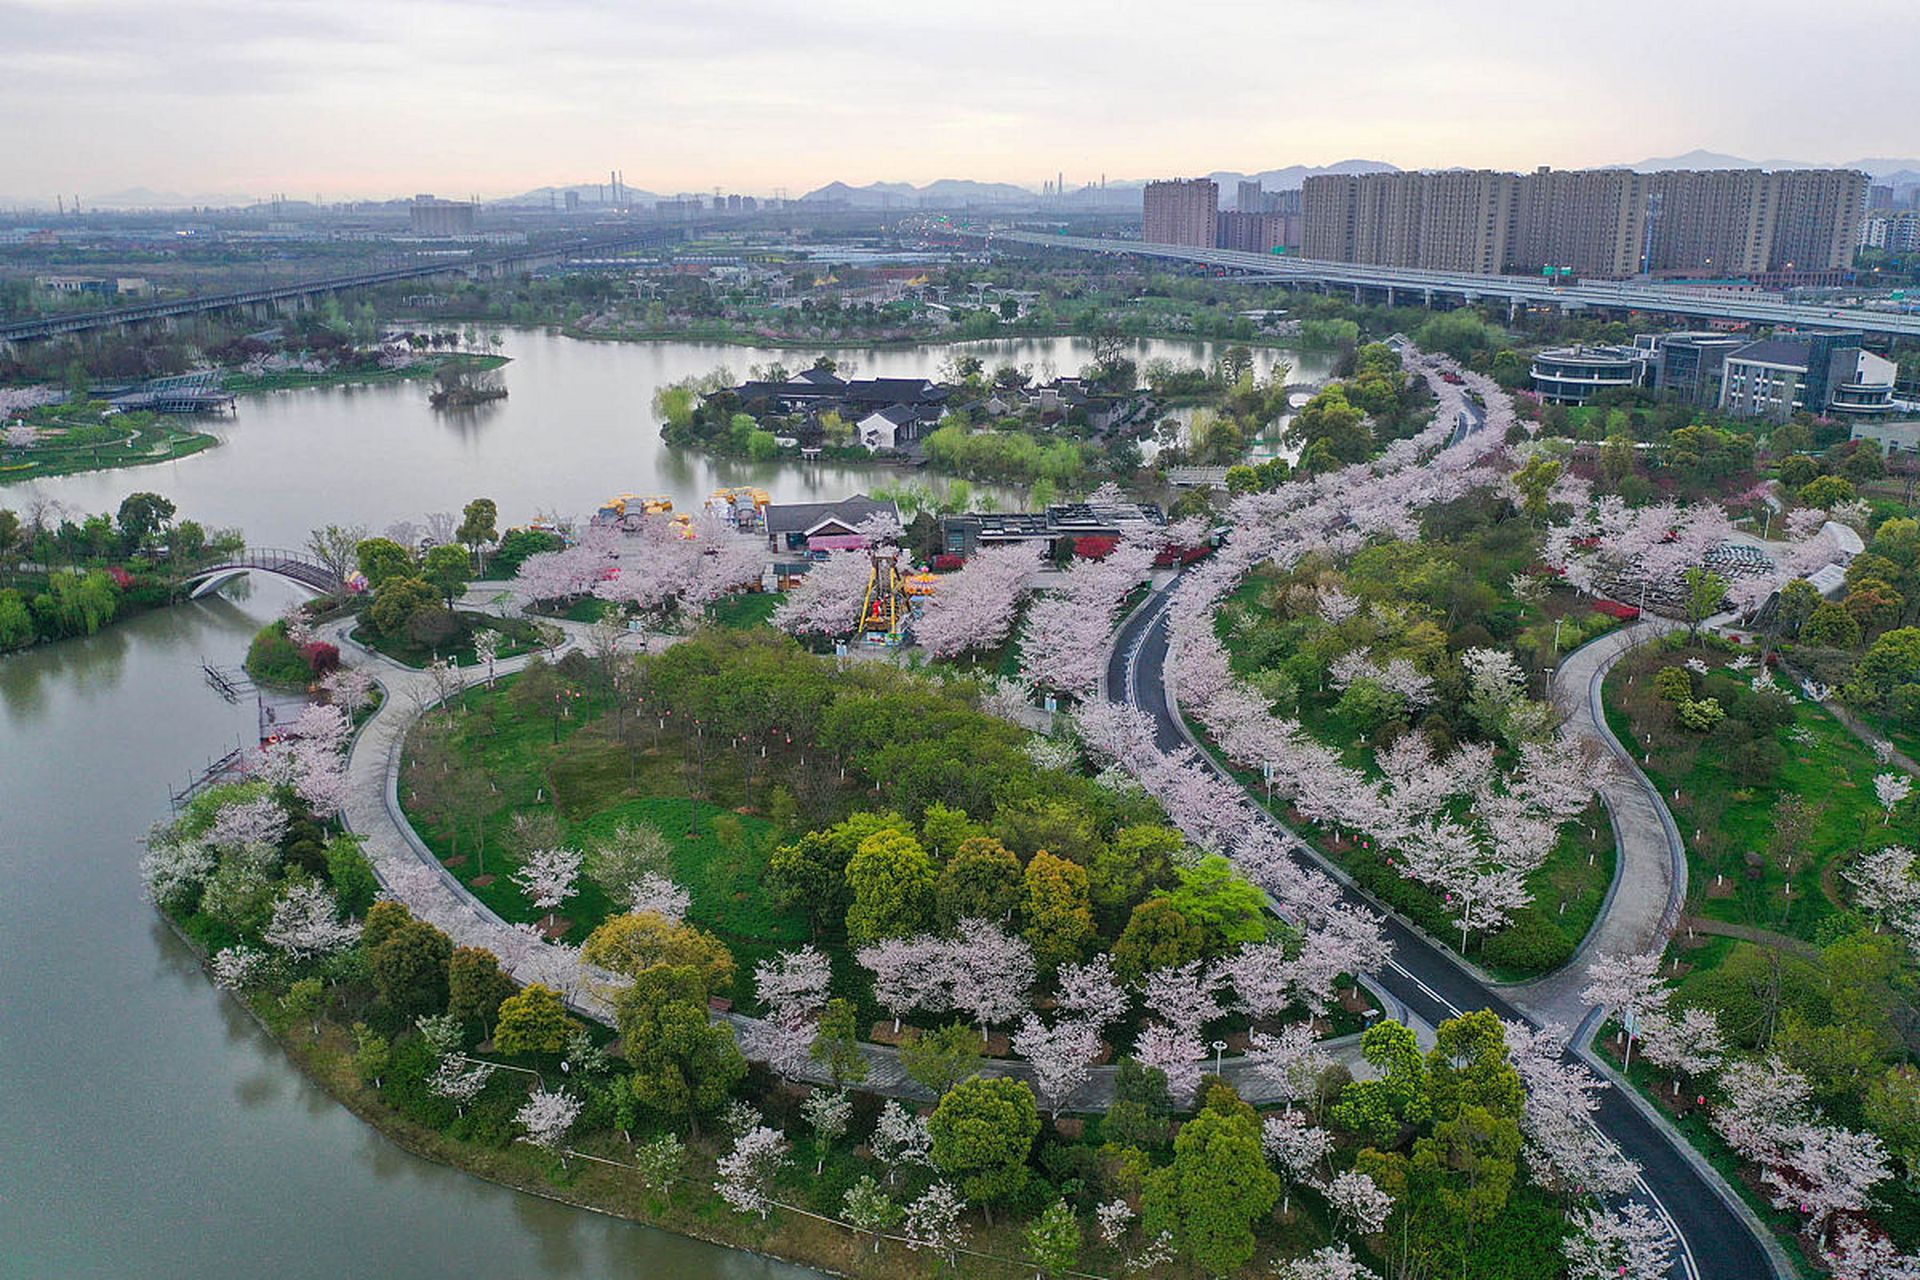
[0,328,1325,1277]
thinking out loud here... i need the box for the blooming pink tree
[1054,954,1130,1034]
[1325,1169,1393,1237]
[1636,1005,1726,1096]
[857,934,953,1033]
[1765,1123,1891,1248]
[515,1087,584,1158]
[1826,1224,1920,1280]
[771,549,875,639]
[1877,772,1913,823]
[945,920,1034,1033]
[512,847,583,932]
[715,1124,791,1219]
[1275,1243,1379,1280]
[1247,1024,1334,1113]
[1580,950,1672,1072]
[914,542,1040,658]
[1143,959,1225,1042]
[1012,1014,1101,1115]
[1714,1056,1814,1169]
[1561,1201,1676,1280]
[1262,1110,1332,1214]
[748,945,833,1079]
[207,794,289,856]
[264,881,361,960]
[1133,1021,1204,1107]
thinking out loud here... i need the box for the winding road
[1105,581,1784,1280]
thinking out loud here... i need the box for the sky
[3,0,1917,202]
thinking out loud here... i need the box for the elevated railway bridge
[0,229,684,351]
[965,229,1920,340]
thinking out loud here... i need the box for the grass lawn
[1603,641,1918,950]
[400,676,811,1004]
[351,611,545,669]
[0,414,217,483]
[703,591,783,630]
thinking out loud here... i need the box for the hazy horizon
[4,0,1916,203]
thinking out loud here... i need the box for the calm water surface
[0,330,1322,1278]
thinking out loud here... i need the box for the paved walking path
[1504,619,1683,1031]
[324,614,1371,1107]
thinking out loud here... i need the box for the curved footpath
[324,615,1372,1111]
[1107,580,1789,1280]
[1506,618,1682,1032]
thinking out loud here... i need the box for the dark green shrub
[1482,909,1573,974]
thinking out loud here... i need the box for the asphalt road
[1105,583,1774,1280]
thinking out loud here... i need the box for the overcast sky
[4,0,1916,201]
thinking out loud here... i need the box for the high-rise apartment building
[1216,210,1297,254]
[1511,167,1648,277]
[1302,165,1867,278]
[1142,179,1219,248]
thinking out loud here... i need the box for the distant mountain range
[1618,148,1920,185]
[12,150,1920,215]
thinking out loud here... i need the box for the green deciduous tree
[447,946,515,1039]
[494,983,579,1055]
[612,963,747,1135]
[1140,1089,1279,1274]
[901,1021,986,1097]
[1021,849,1096,970]
[369,917,453,1018]
[937,835,1023,928]
[844,827,936,946]
[929,1075,1040,1221]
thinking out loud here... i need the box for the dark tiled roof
[763,493,898,536]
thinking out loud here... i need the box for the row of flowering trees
[513,516,766,620]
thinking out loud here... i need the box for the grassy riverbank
[0,414,218,484]
[220,353,509,394]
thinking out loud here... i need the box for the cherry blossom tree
[1325,1169,1393,1236]
[1844,845,1920,943]
[1095,1198,1134,1248]
[1274,1243,1381,1280]
[1765,1123,1890,1248]
[1637,1005,1726,1096]
[140,837,214,911]
[1504,1020,1640,1196]
[1827,1224,1920,1280]
[1133,1021,1204,1107]
[320,665,377,715]
[1562,1201,1677,1280]
[871,1100,932,1185]
[857,934,953,1033]
[801,1088,852,1174]
[264,881,361,960]
[772,549,878,639]
[512,847,583,932]
[1580,950,1672,1072]
[1012,1014,1101,1115]
[903,1182,965,1262]
[207,794,289,858]
[945,920,1035,1033]
[1714,1056,1814,1169]
[715,1124,790,1218]
[514,1087,584,1157]
[1263,1110,1332,1213]
[1877,772,1914,823]
[1247,1024,1334,1114]
[914,542,1041,658]
[471,629,501,687]
[748,945,833,1079]
[624,872,692,922]
[210,945,267,990]
[1054,954,1130,1034]
[1142,959,1225,1041]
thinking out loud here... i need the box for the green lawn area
[399,674,810,1005]
[351,611,545,668]
[1603,641,1917,950]
[703,591,782,630]
[0,414,217,483]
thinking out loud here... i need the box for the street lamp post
[1211,1039,1227,1077]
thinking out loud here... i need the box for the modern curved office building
[1529,343,1650,404]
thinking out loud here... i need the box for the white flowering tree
[857,934,953,1033]
[904,1181,965,1263]
[1054,954,1130,1034]
[1247,1024,1334,1114]
[515,1087,584,1161]
[870,1100,932,1185]
[1877,772,1914,823]
[1636,1005,1726,1097]
[1274,1243,1381,1280]
[945,920,1034,1034]
[800,1088,852,1175]
[1263,1111,1332,1214]
[1325,1169,1393,1237]
[1580,950,1672,1072]
[512,846,583,932]
[263,881,361,961]
[1012,1014,1101,1115]
[1561,1201,1676,1280]
[715,1124,791,1219]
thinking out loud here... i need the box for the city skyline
[3,0,1917,202]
